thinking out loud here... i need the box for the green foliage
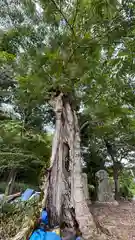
[0,198,39,239]
[119,170,135,200]
[0,51,15,63]
[0,119,51,186]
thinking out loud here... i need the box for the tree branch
[80,121,89,131]
[50,0,76,38]
[72,0,79,27]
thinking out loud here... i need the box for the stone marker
[95,170,116,204]
[82,173,89,201]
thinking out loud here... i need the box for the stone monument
[82,173,89,202]
[95,170,116,203]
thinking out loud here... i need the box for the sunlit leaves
[0,51,15,64]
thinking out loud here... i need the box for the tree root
[90,208,112,238]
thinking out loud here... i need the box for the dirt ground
[92,201,135,240]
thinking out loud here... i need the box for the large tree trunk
[11,93,103,240]
[44,93,96,240]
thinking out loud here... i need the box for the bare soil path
[92,201,135,240]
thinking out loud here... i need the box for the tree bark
[113,162,120,201]
[105,140,120,201]
[46,93,96,239]
[5,168,17,196]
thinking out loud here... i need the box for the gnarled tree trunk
[44,93,96,240]
[11,93,99,240]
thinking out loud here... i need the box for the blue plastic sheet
[29,229,61,240]
[21,188,34,201]
[40,210,48,225]
[76,237,81,240]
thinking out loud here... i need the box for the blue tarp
[21,188,34,201]
[29,229,61,240]
[40,210,48,225]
